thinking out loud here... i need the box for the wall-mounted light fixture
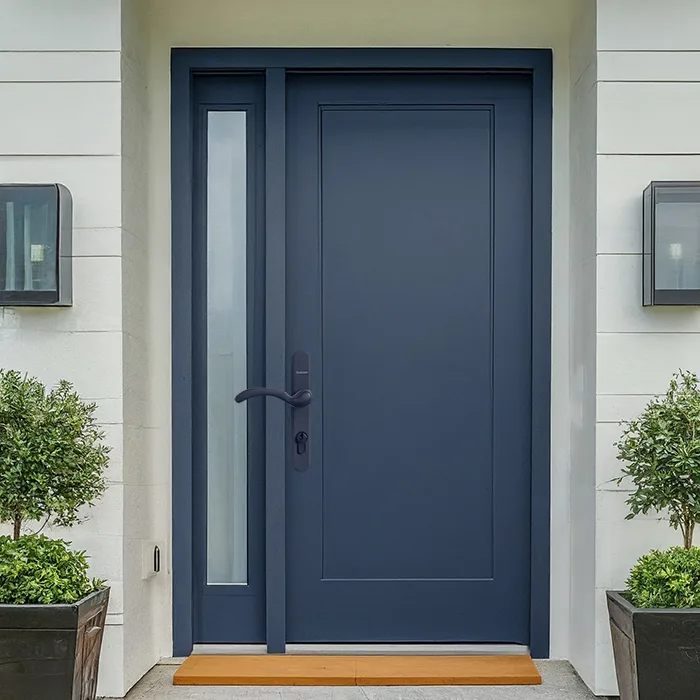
[644,181,700,306]
[0,184,72,306]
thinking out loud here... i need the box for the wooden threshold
[173,654,542,686]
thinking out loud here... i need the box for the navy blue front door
[286,73,533,643]
[187,65,539,648]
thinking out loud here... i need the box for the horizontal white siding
[595,394,654,422]
[598,51,700,82]
[598,333,700,394]
[596,521,677,588]
[0,82,121,155]
[0,52,120,82]
[0,327,123,396]
[598,0,700,51]
[597,255,700,333]
[73,227,123,257]
[16,257,123,332]
[52,485,125,537]
[597,155,700,253]
[0,156,122,226]
[0,0,121,51]
[597,82,700,155]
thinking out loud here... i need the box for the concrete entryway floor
[119,661,606,700]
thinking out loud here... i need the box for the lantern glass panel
[654,188,700,291]
[0,187,58,295]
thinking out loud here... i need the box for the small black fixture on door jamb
[0,184,73,307]
[643,181,700,306]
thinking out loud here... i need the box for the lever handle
[234,387,313,408]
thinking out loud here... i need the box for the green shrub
[615,370,700,549]
[0,369,109,539]
[626,547,700,609]
[0,535,101,605]
[0,370,108,604]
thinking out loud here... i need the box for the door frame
[171,48,553,658]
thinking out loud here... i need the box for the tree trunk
[685,520,696,550]
[13,511,21,541]
[678,505,696,550]
[681,511,696,549]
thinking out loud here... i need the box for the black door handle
[234,387,313,408]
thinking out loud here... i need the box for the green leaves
[626,547,700,609]
[615,370,700,548]
[0,369,109,535]
[0,535,102,605]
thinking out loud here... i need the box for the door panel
[319,106,494,582]
[192,75,266,643]
[286,74,533,643]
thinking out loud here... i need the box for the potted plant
[0,370,110,700]
[608,369,700,700]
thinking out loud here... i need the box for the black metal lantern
[643,181,700,306]
[0,184,72,306]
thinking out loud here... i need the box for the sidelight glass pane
[206,111,248,585]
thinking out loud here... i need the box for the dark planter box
[608,590,700,700]
[0,588,109,700]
